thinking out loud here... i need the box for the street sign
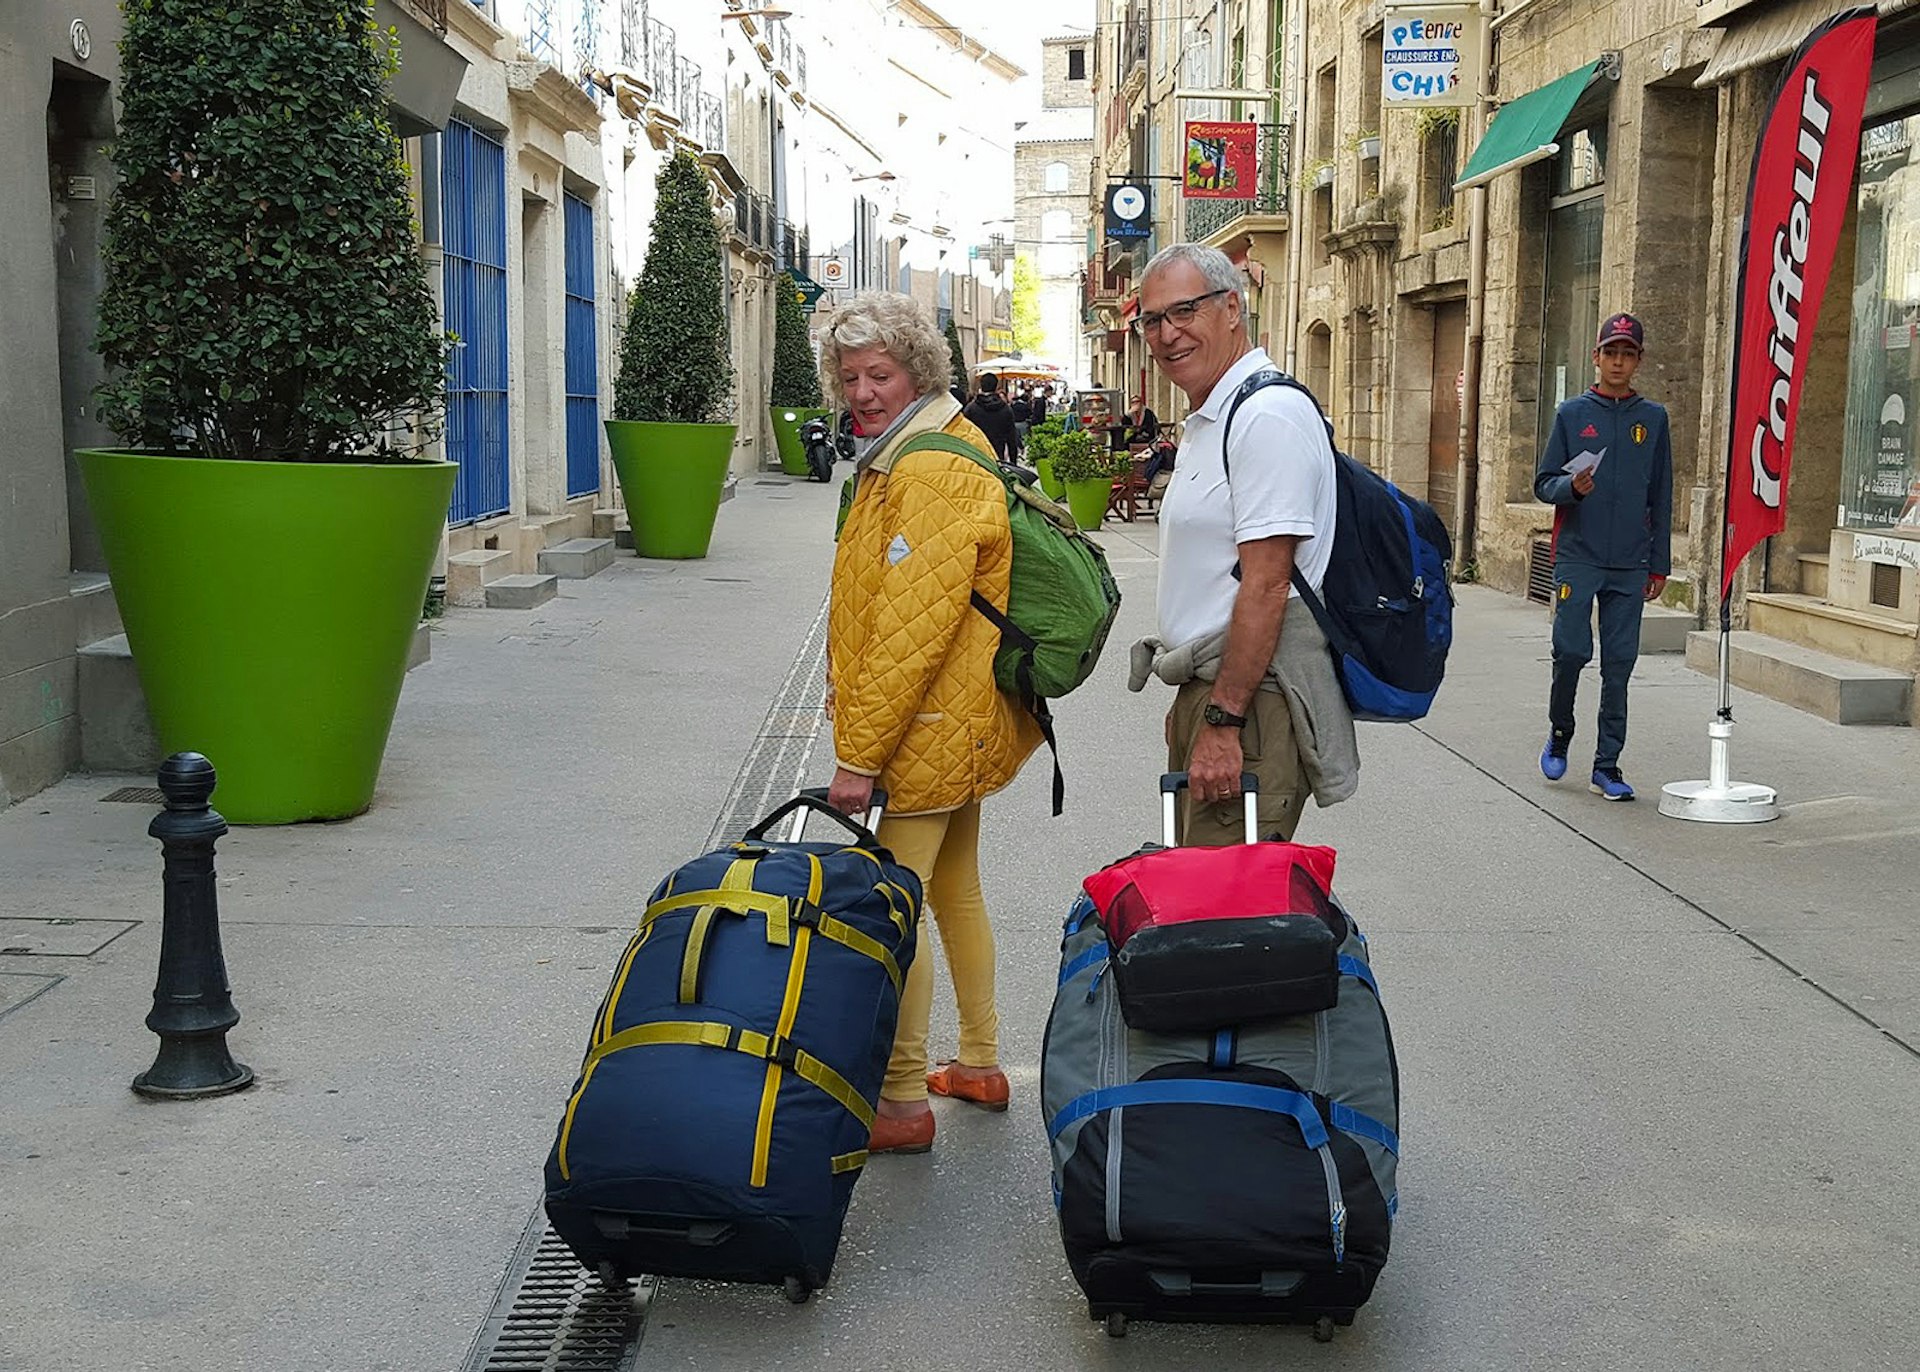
[818,256,848,288]
[789,268,826,311]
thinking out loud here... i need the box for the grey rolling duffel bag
[1039,773,1401,1341]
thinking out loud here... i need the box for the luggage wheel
[1312,1316,1336,1343]
[783,1276,814,1305]
[1105,1312,1128,1339]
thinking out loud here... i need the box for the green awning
[1455,61,1603,191]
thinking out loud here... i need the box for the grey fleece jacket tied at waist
[1127,609,1360,808]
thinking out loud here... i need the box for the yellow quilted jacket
[829,399,1042,816]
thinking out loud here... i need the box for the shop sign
[1852,531,1920,569]
[1183,122,1258,199]
[1382,5,1480,108]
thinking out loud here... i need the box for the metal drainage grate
[462,1210,649,1372]
[463,593,832,1368]
[1526,538,1556,605]
[101,786,166,804]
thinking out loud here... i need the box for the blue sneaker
[1540,736,1568,781]
[1589,768,1635,801]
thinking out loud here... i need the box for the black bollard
[131,753,254,1099]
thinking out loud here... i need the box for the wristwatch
[1203,702,1248,729]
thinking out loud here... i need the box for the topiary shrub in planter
[768,271,827,478]
[945,318,969,396]
[80,0,455,824]
[1049,430,1132,531]
[605,151,737,558]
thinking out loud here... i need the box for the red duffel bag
[1081,773,1348,1033]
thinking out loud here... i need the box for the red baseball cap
[1596,312,1644,350]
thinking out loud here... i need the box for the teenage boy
[1533,312,1673,802]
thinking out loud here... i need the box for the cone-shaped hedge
[770,273,822,407]
[945,318,968,393]
[93,0,447,461]
[615,151,732,423]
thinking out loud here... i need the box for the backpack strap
[891,430,1067,817]
[1219,368,1339,644]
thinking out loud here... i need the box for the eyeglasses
[1132,289,1231,337]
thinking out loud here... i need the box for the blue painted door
[563,192,600,500]
[441,120,510,525]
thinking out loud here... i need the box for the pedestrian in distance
[1010,385,1033,457]
[1030,386,1049,426]
[962,370,1020,462]
[1126,243,1358,844]
[819,291,1043,1155]
[1533,311,1674,802]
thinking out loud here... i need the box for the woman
[820,292,1042,1155]
[1119,393,1160,451]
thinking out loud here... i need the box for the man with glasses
[1127,243,1357,845]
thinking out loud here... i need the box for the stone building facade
[1015,33,1098,381]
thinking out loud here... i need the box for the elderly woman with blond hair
[820,291,1041,1156]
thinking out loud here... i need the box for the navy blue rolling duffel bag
[544,792,922,1302]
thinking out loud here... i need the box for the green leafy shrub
[1048,430,1131,483]
[1024,425,1056,466]
[769,272,821,407]
[944,318,968,392]
[93,0,448,461]
[614,151,731,423]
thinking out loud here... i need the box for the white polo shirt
[1157,347,1337,647]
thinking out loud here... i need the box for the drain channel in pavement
[461,593,831,1371]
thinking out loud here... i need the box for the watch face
[1111,185,1146,221]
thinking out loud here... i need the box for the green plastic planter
[1064,476,1114,532]
[605,419,737,559]
[75,450,455,824]
[1035,457,1066,502]
[769,407,829,477]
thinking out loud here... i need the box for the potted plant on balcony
[605,150,736,558]
[768,271,827,477]
[1050,429,1129,532]
[80,0,454,825]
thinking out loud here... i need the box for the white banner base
[1659,719,1779,824]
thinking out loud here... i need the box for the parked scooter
[797,414,838,483]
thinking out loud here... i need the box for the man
[1010,385,1033,456]
[962,371,1020,462]
[1533,312,1674,802]
[1127,243,1357,844]
[1030,386,1049,426]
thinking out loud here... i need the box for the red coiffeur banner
[1183,121,1258,198]
[1722,7,1878,603]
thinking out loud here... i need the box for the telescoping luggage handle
[743,788,890,847]
[1160,770,1260,846]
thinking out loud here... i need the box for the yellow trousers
[874,801,998,1101]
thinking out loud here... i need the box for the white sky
[889,1,1096,116]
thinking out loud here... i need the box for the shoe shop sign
[1383,4,1481,108]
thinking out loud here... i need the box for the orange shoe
[868,1108,935,1155]
[926,1062,1010,1112]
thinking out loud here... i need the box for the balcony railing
[699,91,724,152]
[734,189,751,240]
[1181,124,1293,242]
[648,19,676,115]
[747,194,763,249]
[619,0,643,67]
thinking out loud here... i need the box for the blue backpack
[1223,370,1453,722]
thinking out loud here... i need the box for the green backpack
[897,432,1124,814]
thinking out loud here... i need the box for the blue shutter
[563,193,600,500]
[441,120,511,524]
